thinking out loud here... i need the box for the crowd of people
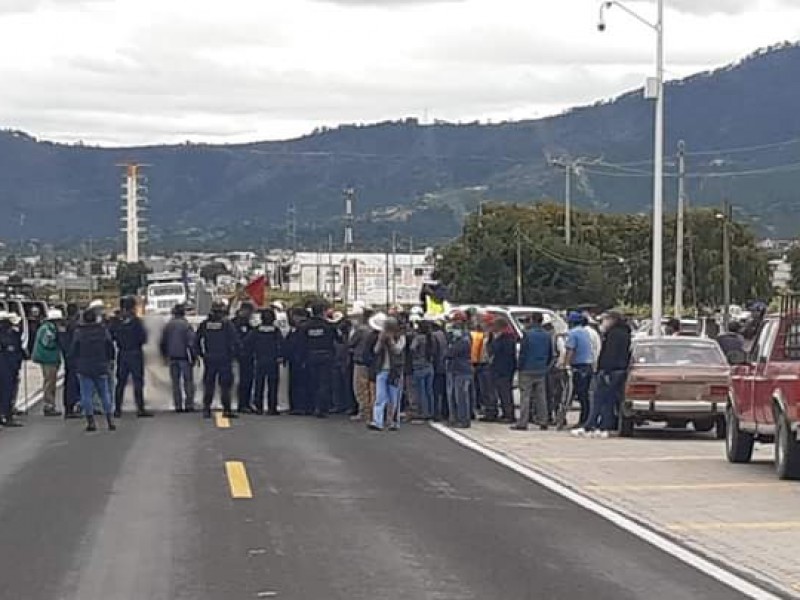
[0,293,753,437]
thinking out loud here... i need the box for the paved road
[0,361,762,600]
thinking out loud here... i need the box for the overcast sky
[0,0,798,146]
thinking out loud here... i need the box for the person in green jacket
[33,308,63,416]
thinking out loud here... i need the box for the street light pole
[675,140,685,318]
[599,0,665,336]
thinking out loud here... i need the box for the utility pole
[343,188,355,306]
[286,203,297,252]
[515,227,523,305]
[391,231,397,305]
[722,200,732,330]
[675,140,686,318]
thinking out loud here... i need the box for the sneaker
[509,425,528,431]
[113,409,122,419]
[267,409,280,416]
[596,430,610,439]
[43,407,62,417]
[137,409,154,418]
[570,428,587,438]
[368,423,383,431]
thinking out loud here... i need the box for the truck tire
[619,414,634,438]
[775,413,800,480]
[725,405,754,464]
[714,416,727,440]
[692,419,715,433]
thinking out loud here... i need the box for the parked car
[635,317,709,338]
[449,305,567,339]
[620,337,731,438]
[726,294,800,480]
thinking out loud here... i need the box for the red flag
[245,275,268,308]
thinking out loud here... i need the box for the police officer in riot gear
[196,300,240,419]
[0,312,25,428]
[110,296,152,418]
[232,302,256,413]
[245,308,283,415]
[297,302,338,418]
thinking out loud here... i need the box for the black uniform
[110,313,149,416]
[196,315,240,416]
[284,327,307,415]
[232,314,255,412]
[244,324,283,414]
[0,322,24,425]
[57,316,80,416]
[297,316,338,417]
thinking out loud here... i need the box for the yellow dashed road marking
[215,412,230,429]
[225,461,253,499]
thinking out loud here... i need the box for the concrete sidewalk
[454,421,800,598]
[15,362,48,411]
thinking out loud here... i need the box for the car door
[752,319,778,430]
[732,319,772,427]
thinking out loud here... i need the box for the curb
[430,422,790,600]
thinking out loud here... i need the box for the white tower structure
[119,163,148,263]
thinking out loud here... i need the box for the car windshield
[149,285,184,297]
[509,310,566,334]
[633,342,726,366]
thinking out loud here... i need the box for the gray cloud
[0,0,109,13]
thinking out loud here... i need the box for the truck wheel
[692,419,715,433]
[725,405,753,464]
[619,414,634,438]
[714,416,727,440]
[775,413,800,480]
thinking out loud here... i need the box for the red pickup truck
[726,296,800,480]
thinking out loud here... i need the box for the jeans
[587,370,627,431]
[372,370,401,429]
[448,373,472,427]
[412,366,434,419]
[169,359,195,411]
[473,364,493,413]
[517,372,548,428]
[572,364,594,426]
[433,372,447,420]
[79,374,113,417]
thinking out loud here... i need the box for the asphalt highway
[0,354,763,599]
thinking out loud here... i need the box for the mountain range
[2,41,800,250]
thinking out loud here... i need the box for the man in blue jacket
[512,313,553,431]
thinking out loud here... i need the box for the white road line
[431,423,784,600]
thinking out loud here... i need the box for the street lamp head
[597,1,612,31]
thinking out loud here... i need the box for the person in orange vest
[470,312,493,416]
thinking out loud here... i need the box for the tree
[117,262,151,296]
[437,202,772,312]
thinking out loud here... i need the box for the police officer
[111,296,152,418]
[285,307,309,415]
[58,303,81,418]
[245,308,283,415]
[297,302,338,418]
[0,311,25,428]
[196,300,239,419]
[232,302,256,414]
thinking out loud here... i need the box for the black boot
[203,407,212,419]
[85,416,97,432]
[136,406,154,418]
[106,415,117,431]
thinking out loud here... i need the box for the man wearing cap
[159,303,197,413]
[564,311,595,428]
[232,302,256,414]
[32,308,64,416]
[58,303,81,418]
[296,302,339,418]
[0,311,25,428]
[484,316,517,423]
[110,296,152,418]
[513,313,553,431]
